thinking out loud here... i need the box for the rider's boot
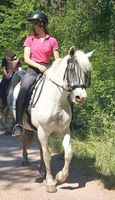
[12,123,23,137]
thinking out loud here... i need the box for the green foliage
[72,115,115,180]
[0,0,40,62]
[48,133,62,153]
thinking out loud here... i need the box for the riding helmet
[28,11,48,24]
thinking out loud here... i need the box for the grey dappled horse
[13,47,94,192]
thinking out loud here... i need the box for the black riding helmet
[28,11,48,24]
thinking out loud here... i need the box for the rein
[31,74,71,108]
[31,75,46,108]
[49,77,85,91]
[48,77,72,92]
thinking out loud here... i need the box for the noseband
[71,84,86,90]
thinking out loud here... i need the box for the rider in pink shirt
[12,11,59,136]
[24,35,58,64]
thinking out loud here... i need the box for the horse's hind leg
[55,130,73,184]
[21,130,34,166]
[21,130,46,178]
[36,138,46,177]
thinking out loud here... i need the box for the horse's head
[64,46,94,104]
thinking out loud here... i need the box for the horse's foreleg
[55,131,73,184]
[38,126,56,193]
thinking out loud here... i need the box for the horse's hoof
[35,177,43,183]
[46,185,57,193]
[22,161,30,166]
[35,171,45,183]
[55,171,68,184]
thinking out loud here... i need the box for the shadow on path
[0,133,112,191]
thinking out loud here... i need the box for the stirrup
[12,124,23,137]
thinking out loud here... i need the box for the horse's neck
[32,57,69,107]
[33,58,69,107]
[46,56,69,84]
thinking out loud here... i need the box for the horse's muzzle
[75,96,86,104]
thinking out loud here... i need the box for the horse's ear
[86,49,95,58]
[69,46,76,57]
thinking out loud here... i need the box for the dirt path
[0,131,115,200]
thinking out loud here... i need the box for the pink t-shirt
[24,35,58,64]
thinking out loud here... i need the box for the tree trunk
[57,0,62,13]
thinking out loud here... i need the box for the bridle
[49,57,87,92]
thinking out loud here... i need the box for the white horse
[13,46,94,192]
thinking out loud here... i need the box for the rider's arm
[53,50,59,60]
[3,67,8,76]
[2,58,7,76]
[24,46,47,73]
[2,58,11,77]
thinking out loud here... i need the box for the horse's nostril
[75,96,80,100]
[75,96,86,103]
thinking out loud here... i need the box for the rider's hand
[38,64,47,73]
[5,72,12,79]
